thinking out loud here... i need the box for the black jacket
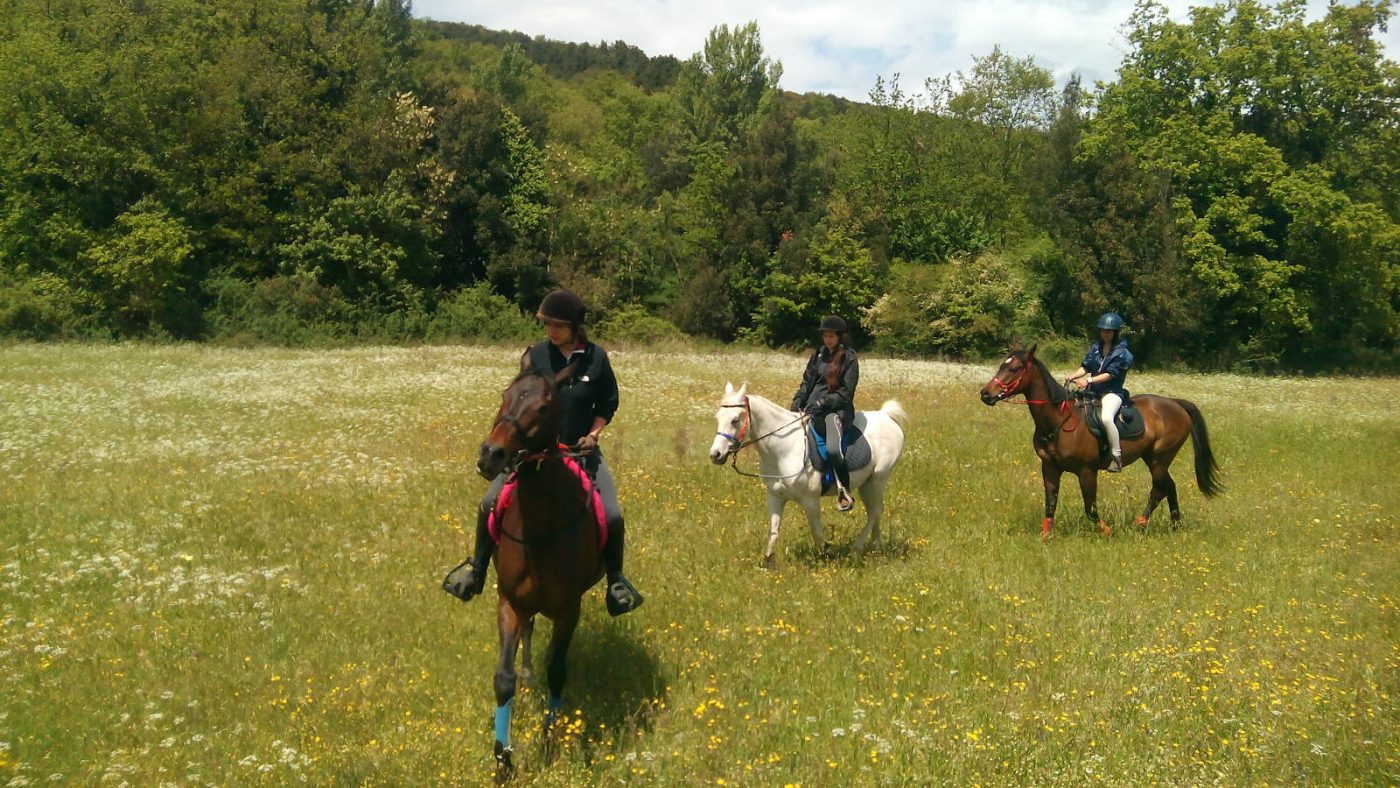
[790,345,859,422]
[523,340,619,446]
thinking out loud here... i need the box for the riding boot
[832,460,855,512]
[601,519,643,617]
[1107,453,1123,473]
[442,508,494,601]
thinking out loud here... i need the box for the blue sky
[413,0,1400,102]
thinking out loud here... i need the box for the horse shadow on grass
[784,532,920,566]
[1007,506,1193,539]
[523,615,668,758]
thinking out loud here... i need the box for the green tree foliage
[1081,0,1399,368]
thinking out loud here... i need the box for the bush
[204,274,355,345]
[595,304,684,345]
[424,282,537,343]
[0,272,103,340]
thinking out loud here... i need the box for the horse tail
[1176,398,1222,497]
[879,400,908,430]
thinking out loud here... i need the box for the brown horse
[980,345,1221,540]
[475,366,605,780]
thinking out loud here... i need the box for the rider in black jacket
[791,315,860,512]
[443,289,643,616]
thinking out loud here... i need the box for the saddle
[807,421,872,493]
[1081,396,1145,454]
[487,447,607,547]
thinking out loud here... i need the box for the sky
[412,0,1400,102]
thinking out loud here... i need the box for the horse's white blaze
[711,390,907,561]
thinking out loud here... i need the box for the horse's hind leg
[543,602,580,741]
[493,599,526,780]
[519,615,535,680]
[852,476,886,556]
[1076,468,1111,536]
[1134,460,1178,528]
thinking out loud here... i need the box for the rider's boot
[833,462,855,512]
[442,508,494,601]
[602,519,643,617]
[1107,453,1123,473]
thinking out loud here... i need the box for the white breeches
[1099,392,1123,457]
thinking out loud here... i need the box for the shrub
[0,272,103,340]
[595,304,684,345]
[424,282,537,343]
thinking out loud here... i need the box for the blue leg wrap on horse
[495,699,513,747]
[545,695,563,727]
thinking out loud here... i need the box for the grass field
[1,343,1397,785]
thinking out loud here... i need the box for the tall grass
[0,344,1396,784]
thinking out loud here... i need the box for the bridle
[988,357,1079,440]
[715,396,809,479]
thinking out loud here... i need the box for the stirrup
[605,577,644,617]
[836,488,855,512]
[442,559,486,601]
[1107,455,1123,473]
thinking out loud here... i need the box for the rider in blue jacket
[1064,312,1134,472]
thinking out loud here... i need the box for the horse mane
[1019,350,1067,405]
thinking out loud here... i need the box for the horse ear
[736,382,748,398]
[724,382,734,396]
[1027,343,1038,358]
[519,348,532,372]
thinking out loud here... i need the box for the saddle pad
[1085,399,1145,441]
[488,446,607,547]
[807,423,873,473]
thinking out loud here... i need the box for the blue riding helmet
[1096,311,1124,331]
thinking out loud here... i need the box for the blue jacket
[1082,339,1133,397]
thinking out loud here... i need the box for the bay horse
[474,365,605,780]
[980,345,1221,540]
[708,383,908,566]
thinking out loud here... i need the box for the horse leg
[1040,458,1063,542]
[492,598,525,781]
[852,476,886,556]
[797,493,831,559]
[1133,462,1176,528]
[544,601,580,738]
[762,491,786,568]
[1076,468,1111,536]
[519,615,535,680]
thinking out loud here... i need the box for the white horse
[708,382,908,565]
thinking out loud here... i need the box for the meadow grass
[1,343,1396,785]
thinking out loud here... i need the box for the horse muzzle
[980,388,1000,406]
[477,442,508,479]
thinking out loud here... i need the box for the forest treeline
[1,0,1396,370]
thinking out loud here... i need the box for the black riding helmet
[818,315,848,333]
[538,289,586,325]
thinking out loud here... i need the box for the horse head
[980,344,1039,405]
[477,366,569,479]
[708,382,749,465]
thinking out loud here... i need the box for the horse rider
[444,289,643,616]
[791,315,860,511]
[1064,311,1134,473]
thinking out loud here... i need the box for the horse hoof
[494,742,514,783]
[761,554,776,570]
[1040,518,1054,541]
[1133,515,1149,529]
[1097,520,1113,537]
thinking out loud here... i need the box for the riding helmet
[538,289,586,325]
[818,315,848,333]
[1096,311,1124,331]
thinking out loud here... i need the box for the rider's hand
[574,433,599,455]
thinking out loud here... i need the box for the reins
[717,396,811,480]
[988,361,1080,437]
[493,442,598,548]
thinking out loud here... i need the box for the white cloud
[416,0,1400,101]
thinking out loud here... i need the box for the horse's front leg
[762,491,786,568]
[1076,467,1111,536]
[1041,458,1063,541]
[796,491,831,559]
[492,598,525,781]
